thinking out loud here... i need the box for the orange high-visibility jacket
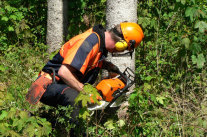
[26,25,107,105]
[42,25,108,83]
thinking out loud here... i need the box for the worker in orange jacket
[26,22,144,128]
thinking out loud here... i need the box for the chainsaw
[88,67,135,111]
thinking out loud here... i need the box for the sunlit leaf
[8,26,14,31]
[191,54,205,68]
[0,111,8,120]
[117,119,125,127]
[101,0,106,3]
[1,16,9,21]
[195,21,207,33]
[104,119,115,130]
[9,15,17,20]
[156,96,166,105]
[181,0,186,5]
[185,7,196,21]
[197,54,206,68]
[144,83,151,91]
[24,124,36,137]
[182,38,190,49]
[19,111,29,119]
[145,76,154,81]
[192,55,197,64]
[130,93,137,100]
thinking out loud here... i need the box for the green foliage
[0,0,106,136]
[0,0,47,53]
[66,0,106,39]
[0,44,50,136]
[75,84,101,120]
[46,105,75,136]
[127,0,207,136]
[1,0,207,136]
[0,0,51,136]
[54,105,74,133]
[192,53,206,68]
[0,108,52,136]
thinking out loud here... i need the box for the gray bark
[47,0,68,53]
[106,0,137,85]
[106,0,138,119]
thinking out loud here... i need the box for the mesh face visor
[112,27,124,40]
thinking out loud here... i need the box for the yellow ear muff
[115,40,128,51]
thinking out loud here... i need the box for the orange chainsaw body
[96,78,125,102]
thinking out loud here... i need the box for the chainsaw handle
[117,67,134,86]
[105,67,135,109]
[49,67,56,84]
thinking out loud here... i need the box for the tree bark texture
[47,0,68,53]
[106,0,138,119]
[106,0,137,73]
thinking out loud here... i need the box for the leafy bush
[0,0,47,53]
[0,0,106,136]
[127,0,207,136]
[0,0,50,136]
[0,108,51,137]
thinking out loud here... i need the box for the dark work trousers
[40,83,81,125]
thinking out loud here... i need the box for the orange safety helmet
[120,22,144,50]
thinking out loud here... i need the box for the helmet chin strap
[112,40,135,59]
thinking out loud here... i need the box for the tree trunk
[106,0,137,119]
[106,0,137,73]
[47,0,68,53]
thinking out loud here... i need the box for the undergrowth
[0,0,207,136]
